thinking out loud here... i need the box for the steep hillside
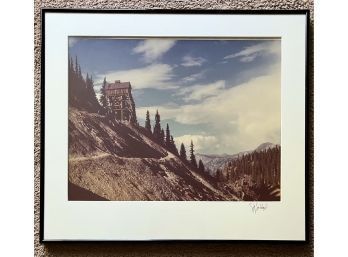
[68,108,239,201]
[217,145,281,201]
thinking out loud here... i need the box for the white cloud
[133,39,176,63]
[240,55,256,63]
[181,70,206,83]
[177,80,225,102]
[175,135,218,152]
[97,64,177,90]
[224,41,280,62]
[137,65,281,153]
[181,55,206,67]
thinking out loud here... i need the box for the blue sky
[69,37,281,154]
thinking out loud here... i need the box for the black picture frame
[40,8,311,243]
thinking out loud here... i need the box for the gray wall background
[34,0,314,256]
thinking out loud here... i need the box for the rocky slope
[68,108,238,201]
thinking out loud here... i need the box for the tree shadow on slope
[162,160,225,200]
[68,181,108,201]
[69,120,99,156]
[69,109,166,159]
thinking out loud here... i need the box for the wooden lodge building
[105,80,137,123]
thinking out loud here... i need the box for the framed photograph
[40,9,309,242]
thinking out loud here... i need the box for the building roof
[105,81,131,90]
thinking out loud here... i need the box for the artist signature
[249,202,268,214]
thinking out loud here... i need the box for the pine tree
[153,110,161,141]
[170,135,178,155]
[75,56,78,75]
[145,110,151,133]
[179,143,187,161]
[68,55,102,113]
[165,123,171,147]
[87,75,98,109]
[220,146,280,187]
[216,169,223,182]
[85,73,89,87]
[78,64,82,80]
[190,140,197,169]
[100,77,108,109]
[198,160,205,173]
[69,56,73,73]
[226,170,230,181]
[160,129,165,145]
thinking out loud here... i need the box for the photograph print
[68,38,281,201]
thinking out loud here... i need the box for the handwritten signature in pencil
[249,202,268,214]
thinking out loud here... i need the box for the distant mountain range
[196,142,278,175]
